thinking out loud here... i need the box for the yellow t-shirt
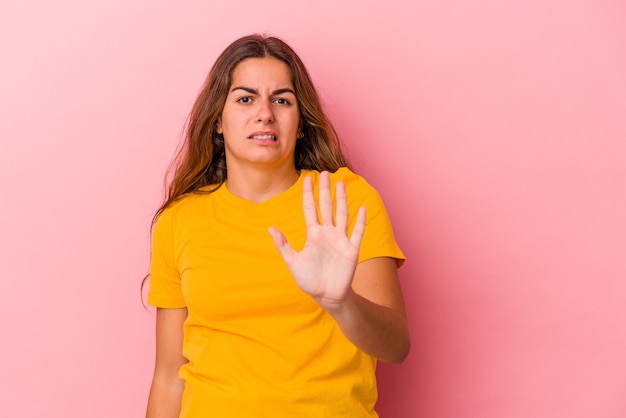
[148,168,405,417]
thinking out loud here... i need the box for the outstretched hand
[268,171,366,307]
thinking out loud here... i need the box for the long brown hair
[156,34,350,221]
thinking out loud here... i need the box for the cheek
[286,112,301,130]
[219,113,243,136]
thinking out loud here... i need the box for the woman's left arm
[269,171,410,364]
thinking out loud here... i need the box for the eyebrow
[230,86,296,96]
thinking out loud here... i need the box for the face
[217,57,301,173]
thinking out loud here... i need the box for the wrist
[315,288,358,317]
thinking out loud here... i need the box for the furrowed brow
[230,86,296,96]
[272,88,296,96]
[230,86,258,94]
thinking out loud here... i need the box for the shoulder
[155,186,220,227]
[332,167,380,200]
[305,168,384,210]
[306,167,376,192]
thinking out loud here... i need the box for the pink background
[1,1,625,417]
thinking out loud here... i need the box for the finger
[335,181,349,233]
[268,226,296,264]
[302,176,319,228]
[318,171,333,225]
[349,206,367,248]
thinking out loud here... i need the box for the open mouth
[249,134,277,141]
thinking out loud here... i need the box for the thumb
[268,226,296,263]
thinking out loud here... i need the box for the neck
[225,164,300,203]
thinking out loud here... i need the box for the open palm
[268,171,366,306]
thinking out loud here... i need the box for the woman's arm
[268,172,410,364]
[325,256,410,364]
[146,307,188,418]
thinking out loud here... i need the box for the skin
[217,57,301,202]
[146,307,186,418]
[146,57,409,418]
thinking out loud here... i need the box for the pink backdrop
[1,1,625,417]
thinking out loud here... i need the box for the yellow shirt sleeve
[335,168,406,267]
[147,207,186,308]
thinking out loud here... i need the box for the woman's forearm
[320,290,410,365]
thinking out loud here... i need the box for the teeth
[250,134,276,140]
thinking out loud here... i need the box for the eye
[237,96,253,104]
[273,97,291,105]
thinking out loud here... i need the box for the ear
[216,118,223,134]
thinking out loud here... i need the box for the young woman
[146,34,409,417]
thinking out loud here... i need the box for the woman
[146,34,410,417]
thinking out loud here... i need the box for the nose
[255,100,274,124]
